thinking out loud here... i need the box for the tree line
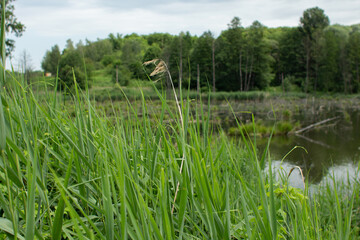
[41,7,360,93]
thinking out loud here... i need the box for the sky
[7,0,360,71]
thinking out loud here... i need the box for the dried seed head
[143,59,159,66]
[143,59,167,77]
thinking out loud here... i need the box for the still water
[217,98,360,187]
[261,108,360,187]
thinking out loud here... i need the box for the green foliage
[108,33,123,50]
[347,29,360,93]
[41,6,360,94]
[143,43,162,78]
[215,17,244,91]
[58,43,90,90]
[190,31,214,88]
[145,32,173,49]
[0,47,360,239]
[300,7,330,38]
[275,121,293,134]
[111,64,130,86]
[317,28,341,91]
[101,53,116,67]
[275,28,305,86]
[299,7,330,92]
[162,31,193,88]
[228,120,295,137]
[247,21,274,90]
[84,39,112,63]
[216,19,273,91]
[120,34,148,81]
[0,0,25,55]
[41,44,61,75]
[283,75,301,92]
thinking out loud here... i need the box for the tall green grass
[0,7,360,239]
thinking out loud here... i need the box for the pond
[216,98,360,187]
[264,108,360,187]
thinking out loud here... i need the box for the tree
[144,33,174,90]
[0,0,25,55]
[299,7,329,92]
[167,32,193,88]
[83,38,112,69]
[120,34,147,82]
[58,42,88,90]
[108,33,123,51]
[179,32,183,88]
[190,31,214,91]
[347,29,360,92]
[145,33,173,50]
[19,49,32,85]
[143,43,161,78]
[228,17,244,91]
[41,45,61,75]
[216,17,244,91]
[276,28,305,87]
[317,29,339,91]
[244,20,273,90]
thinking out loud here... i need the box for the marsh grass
[0,73,359,239]
[0,6,360,239]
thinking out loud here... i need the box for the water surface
[217,99,360,186]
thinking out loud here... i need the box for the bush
[111,65,131,86]
[275,121,293,135]
[283,75,301,92]
[58,65,86,90]
[58,48,91,90]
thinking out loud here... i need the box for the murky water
[261,108,360,186]
[216,98,360,186]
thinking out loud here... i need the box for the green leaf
[0,218,25,240]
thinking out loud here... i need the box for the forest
[41,7,360,94]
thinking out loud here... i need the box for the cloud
[17,0,68,8]
[15,0,360,38]
[10,0,360,70]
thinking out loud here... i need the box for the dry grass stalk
[144,59,185,214]
[143,59,166,77]
[288,166,306,189]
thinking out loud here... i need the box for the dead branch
[293,116,340,135]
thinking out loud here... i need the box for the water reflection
[214,99,360,185]
[260,109,360,185]
[267,161,359,192]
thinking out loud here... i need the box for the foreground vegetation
[0,69,359,239]
[1,3,360,239]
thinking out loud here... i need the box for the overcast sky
[7,0,360,71]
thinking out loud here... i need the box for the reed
[0,6,359,239]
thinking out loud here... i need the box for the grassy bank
[0,68,359,239]
[28,70,360,103]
